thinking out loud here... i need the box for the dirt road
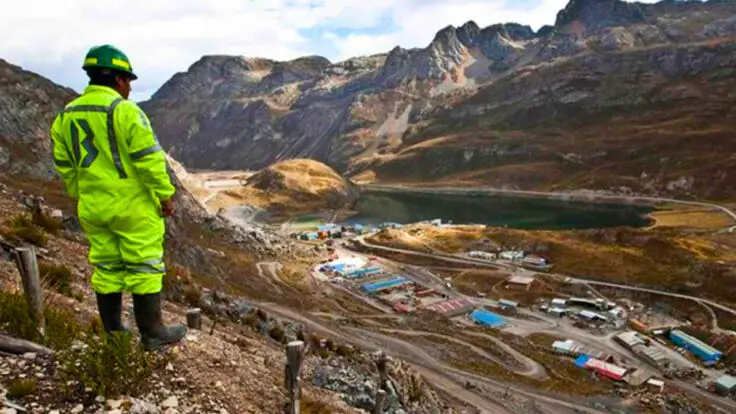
[257,302,612,413]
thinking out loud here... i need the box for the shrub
[335,344,354,358]
[0,290,81,349]
[59,325,167,398]
[32,209,62,236]
[241,311,260,331]
[7,378,37,400]
[7,214,47,246]
[39,261,74,298]
[269,325,286,344]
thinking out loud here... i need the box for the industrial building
[469,309,507,329]
[615,332,669,367]
[520,255,553,271]
[500,251,524,260]
[340,266,381,279]
[615,331,647,349]
[568,297,613,310]
[636,345,669,367]
[498,299,519,310]
[552,340,581,356]
[361,277,411,294]
[715,375,736,396]
[550,298,567,308]
[468,251,497,261]
[422,298,475,317]
[505,275,535,291]
[547,308,566,317]
[575,355,628,381]
[646,379,665,393]
[668,329,723,363]
[578,310,609,322]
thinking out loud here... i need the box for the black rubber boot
[132,292,187,351]
[95,292,129,333]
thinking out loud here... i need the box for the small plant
[241,311,260,331]
[182,283,202,307]
[39,261,74,298]
[405,373,424,403]
[59,324,167,398]
[7,214,47,246]
[6,378,37,399]
[269,324,286,344]
[0,290,81,349]
[32,209,62,236]
[335,344,354,358]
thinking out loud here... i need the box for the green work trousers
[78,186,166,295]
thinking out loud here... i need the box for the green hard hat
[82,44,137,80]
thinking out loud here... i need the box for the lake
[341,191,654,230]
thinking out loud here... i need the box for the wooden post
[374,351,389,413]
[285,340,305,414]
[376,352,389,391]
[0,334,53,355]
[374,389,386,414]
[13,247,44,335]
[187,308,202,330]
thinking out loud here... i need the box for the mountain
[142,0,736,200]
[0,59,76,179]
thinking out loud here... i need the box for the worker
[49,45,186,350]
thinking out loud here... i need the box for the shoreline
[360,184,736,230]
[359,184,670,207]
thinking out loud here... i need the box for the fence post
[285,340,305,414]
[187,308,202,330]
[376,351,389,391]
[374,389,386,414]
[13,247,44,335]
[374,351,389,413]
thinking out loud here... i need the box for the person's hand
[160,198,175,217]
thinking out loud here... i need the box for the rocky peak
[151,55,277,100]
[555,0,647,33]
[456,21,481,47]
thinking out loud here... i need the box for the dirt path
[461,331,548,379]
[257,302,606,413]
[256,261,284,294]
[380,329,548,380]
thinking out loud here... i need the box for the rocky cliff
[0,59,76,179]
[142,0,736,200]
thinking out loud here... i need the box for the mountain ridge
[140,0,736,200]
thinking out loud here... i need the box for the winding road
[256,301,610,413]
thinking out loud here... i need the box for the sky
[0,0,659,101]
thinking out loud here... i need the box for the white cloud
[0,0,660,101]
